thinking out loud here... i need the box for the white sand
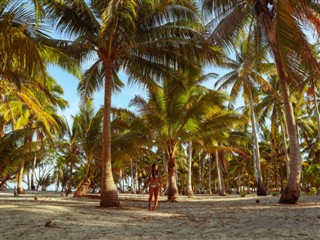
[1,190,320,240]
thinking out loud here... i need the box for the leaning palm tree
[44,0,206,206]
[0,129,39,186]
[73,100,103,197]
[202,0,320,203]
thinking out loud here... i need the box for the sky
[48,64,226,126]
[48,65,151,124]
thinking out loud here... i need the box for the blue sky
[48,64,227,125]
[48,66,153,124]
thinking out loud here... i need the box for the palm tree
[0,74,67,193]
[259,125,287,192]
[0,1,80,87]
[0,129,39,187]
[73,100,103,197]
[186,141,194,196]
[214,38,271,195]
[44,0,206,206]
[202,0,320,203]
[256,74,291,180]
[130,70,242,201]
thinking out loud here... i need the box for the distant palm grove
[2,0,320,206]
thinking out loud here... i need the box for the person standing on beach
[147,163,161,211]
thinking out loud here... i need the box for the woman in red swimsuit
[148,163,161,210]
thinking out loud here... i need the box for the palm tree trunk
[279,109,290,179]
[198,150,203,192]
[119,169,123,192]
[187,141,193,196]
[198,159,202,192]
[134,164,138,193]
[167,139,178,202]
[130,159,136,194]
[67,159,73,196]
[74,177,91,197]
[100,59,119,207]
[314,93,320,140]
[237,169,241,194]
[162,150,169,194]
[312,82,320,164]
[249,85,267,196]
[277,66,301,204]
[208,154,212,194]
[259,2,301,203]
[18,134,30,194]
[202,158,205,192]
[31,154,37,190]
[215,151,225,196]
[17,161,25,194]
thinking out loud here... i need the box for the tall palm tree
[202,0,320,203]
[44,0,206,206]
[186,141,194,196]
[215,38,271,195]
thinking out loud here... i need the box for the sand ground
[1,190,320,240]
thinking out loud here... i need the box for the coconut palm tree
[0,129,39,187]
[0,74,67,193]
[0,0,80,87]
[202,0,320,203]
[43,0,208,206]
[256,74,291,180]
[72,100,103,197]
[130,69,243,201]
[214,38,271,195]
[186,141,194,196]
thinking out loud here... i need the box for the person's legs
[153,186,159,210]
[148,186,154,210]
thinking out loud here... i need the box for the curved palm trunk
[74,156,94,197]
[74,177,91,197]
[249,86,267,196]
[258,2,301,203]
[186,141,193,196]
[167,139,178,202]
[100,60,119,207]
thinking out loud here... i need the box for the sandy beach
[0,190,320,240]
